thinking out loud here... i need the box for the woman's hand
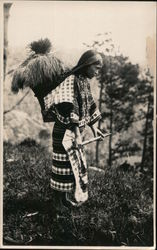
[92,127,105,140]
[91,123,105,140]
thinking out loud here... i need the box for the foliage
[134,69,154,172]
[99,54,140,167]
[3,141,153,246]
[83,33,153,173]
[100,55,139,128]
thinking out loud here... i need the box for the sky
[7,1,156,66]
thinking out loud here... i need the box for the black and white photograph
[0,1,156,249]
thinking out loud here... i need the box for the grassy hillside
[3,140,153,247]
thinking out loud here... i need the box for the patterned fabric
[88,109,101,126]
[50,123,75,192]
[62,129,88,203]
[52,107,79,125]
[52,109,97,128]
[52,165,73,175]
[49,74,102,202]
[50,179,74,192]
[69,75,102,127]
[52,152,69,161]
[44,75,75,110]
[44,74,101,128]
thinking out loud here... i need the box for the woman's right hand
[91,122,105,140]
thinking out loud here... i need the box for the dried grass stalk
[11,67,26,93]
[11,39,68,93]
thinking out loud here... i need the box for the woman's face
[85,64,102,79]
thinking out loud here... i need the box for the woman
[44,50,105,208]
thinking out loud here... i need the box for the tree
[4,3,12,79]
[135,68,154,172]
[83,33,141,167]
[99,55,140,167]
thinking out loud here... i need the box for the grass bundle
[23,54,66,89]
[29,38,52,54]
[11,67,26,93]
[11,38,68,94]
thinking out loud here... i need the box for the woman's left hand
[91,125,105,140]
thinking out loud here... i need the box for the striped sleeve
[87,90,101,126]
[69,79,80,124]
[88,109,101,126]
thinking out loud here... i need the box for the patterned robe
[44,74,101,202]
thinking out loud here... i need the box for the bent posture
[44,50,104,208]
[11,42,104,209]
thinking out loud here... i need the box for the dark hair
[71,50,102,77]
[77,50,99,66]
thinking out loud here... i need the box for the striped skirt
[50,122,75,192]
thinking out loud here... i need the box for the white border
[0,1,156,250]
[0,1,4,249]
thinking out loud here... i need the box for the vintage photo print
[0,1,156,249]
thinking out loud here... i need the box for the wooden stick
[82,133,111,146]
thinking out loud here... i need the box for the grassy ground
[3,139,154,246]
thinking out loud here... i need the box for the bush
[3,142,153,246]
[3,140,52,203]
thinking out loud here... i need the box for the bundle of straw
[11,38,67,94]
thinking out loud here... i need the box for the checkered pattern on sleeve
[44,75,75,111]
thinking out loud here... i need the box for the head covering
[71,50,103,74]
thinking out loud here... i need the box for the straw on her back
[11,38,67,94]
